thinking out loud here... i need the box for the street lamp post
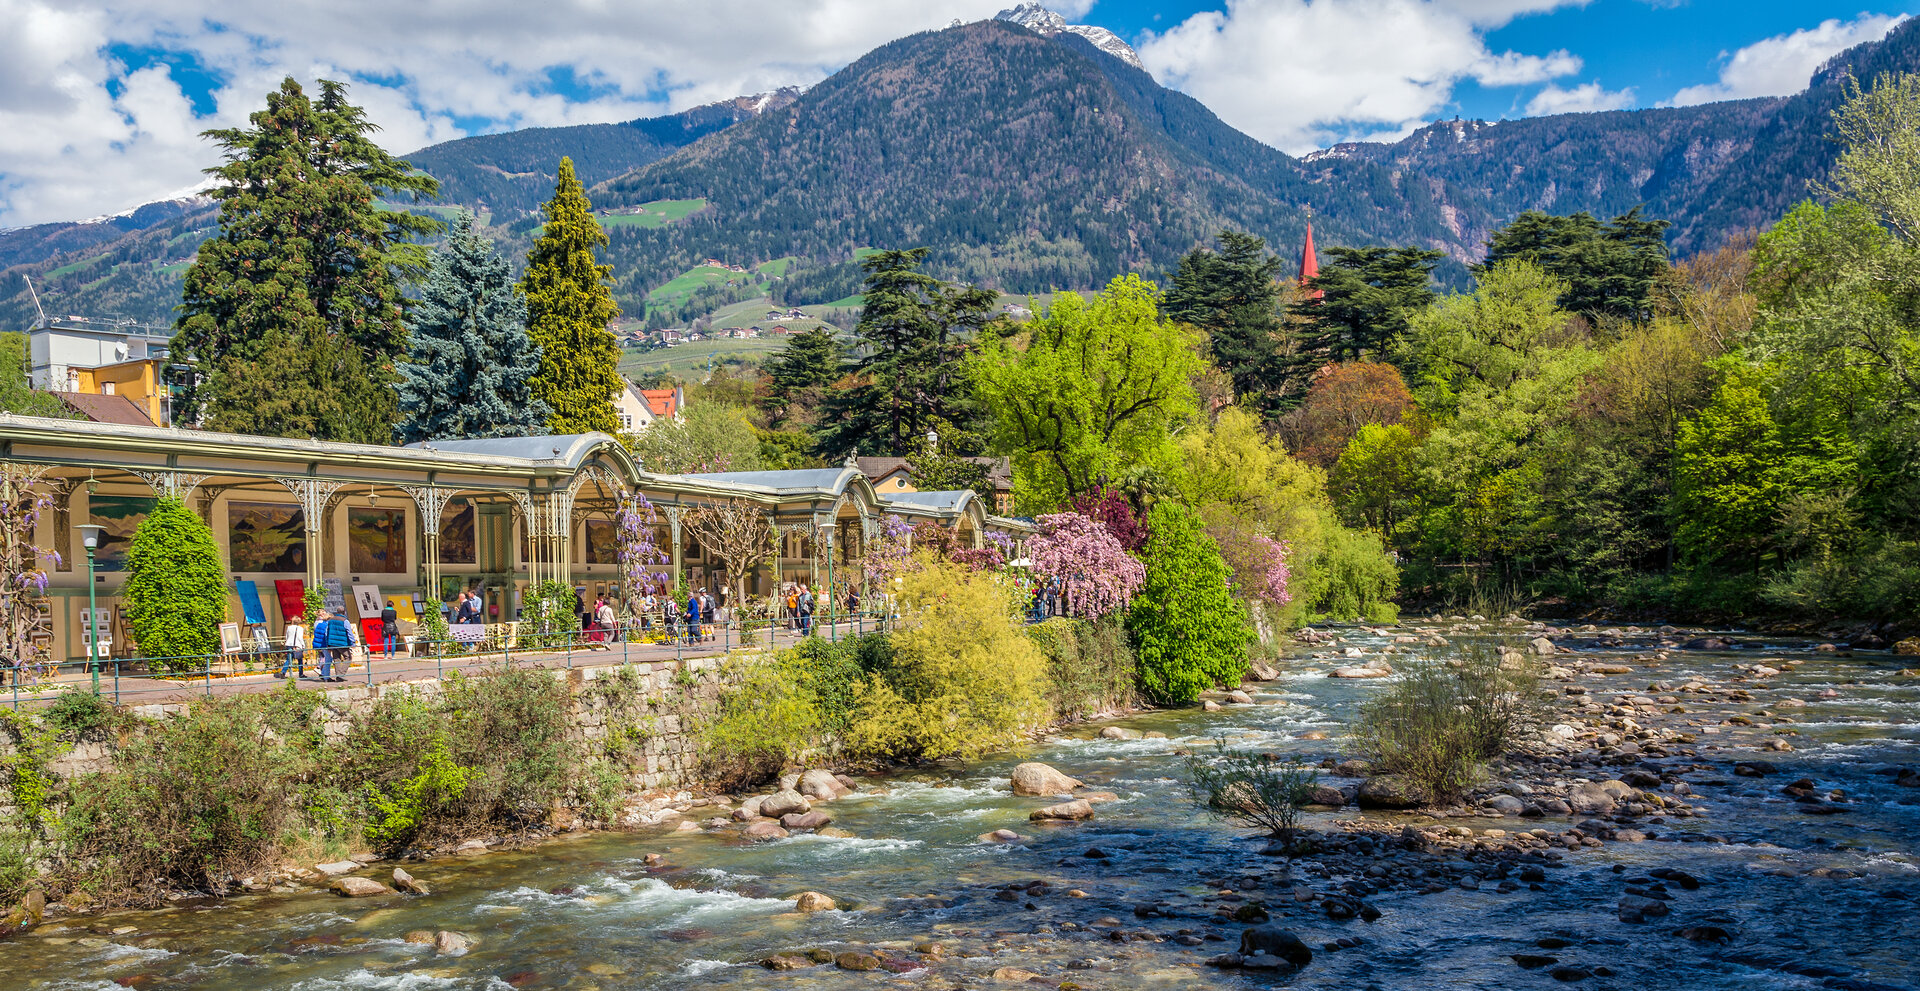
[76,524,108,694]
[821,525,835,644]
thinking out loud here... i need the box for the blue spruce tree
[397,213,550,442]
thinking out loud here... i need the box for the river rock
[452,839,489,856]
[763,953,816,970]
[816,827,856,838]
[1682,637,1732,651]
[793,891,837,912]
[760,789,811,817]
[1617,894,1670,923]
[392,868,430,895]
[1308,784,1350,807]
[1568,783,1618,814]
[403,930,435,945]
[314,861,359,876]
[981,829,1023,843]
[990,966,1040,981]
[1203,699,1221,711]
[1342,646,1366,658]
[1529,637,1557,656]
[329,877,391,897]
[1010,762,1083,796]
[743,822,790,841]
[781,811,833,830]
[1248,661,1281,681]
[1356,774,1431,809]
[1227,690,1255,704]
[1331,666,1392,678]
[734,796,765,820]
[835,951,880,971]
[1485,794,1526,815]
[798,769,846,802]
[1894,637,1920,655]
[434,930,476,956]
[1099,727,1142,740]
[1239,925,1313,970]
[1030,799,1095,821]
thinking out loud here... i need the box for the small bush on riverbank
[1183,740,1318,847]
[1127,503,1255,705]
[62,696,313,899]
[1028,615,1136,720]
[1351,647,1539,801]
[843,559,1050,761]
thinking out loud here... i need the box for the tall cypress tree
[396,213,549,443]
[174,78,439,442]
[521,157,622,435]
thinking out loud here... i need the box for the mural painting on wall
[584,518,617,564]
[229,502,305,572]
[88,494,157,571]
[439,499,476,565]
[349,507,408,573]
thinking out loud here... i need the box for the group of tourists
[277,609,357,681]
[579,587,720,645]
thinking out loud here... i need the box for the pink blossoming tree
[1029,511,1145,619]
[1253,536,1293,607]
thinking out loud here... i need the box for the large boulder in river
[434,930,476,956]
[743,821,791,841]
[793,891,837,912]
[1247,660,1281,681]
[1895,637,1920,655]
[1356,774,1431,809]
[1030,799,1095,821]
[1239,925,1313,969]
[798,769,846,802]
[1330,666,1391,678]
[329,876,391,897]
[781,810,833,830]
[1099,727,1142,740]
[760,789,811,817]
[1010,762,1082,796]
[1528,637,1557,656]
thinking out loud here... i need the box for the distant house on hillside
[856,455,1016,516]
[613,383,683,434]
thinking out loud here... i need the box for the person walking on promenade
[379,601,399,658]
[279,614,308,679]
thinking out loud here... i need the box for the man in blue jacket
[684,590,701,643]
[313,609,353,682]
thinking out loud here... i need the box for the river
[5,622,1917,990]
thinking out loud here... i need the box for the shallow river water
[4,623,1917,990]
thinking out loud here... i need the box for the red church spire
[1299,217,1323,299]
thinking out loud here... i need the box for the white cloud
[0,0,1038,227]
[1524,80,1634,116]
[1136,0,1590,154]
[1669,12,1908,107]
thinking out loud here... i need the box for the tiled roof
[639,388,678,417]
[52,392,153,427]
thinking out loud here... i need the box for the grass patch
[1351,646,1541,802]
[600,198,707,228]
[48,253,109,279]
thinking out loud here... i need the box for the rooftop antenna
[23,276,47,329]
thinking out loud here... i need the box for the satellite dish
[113,342,129,361]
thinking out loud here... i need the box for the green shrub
[1183,741,1319,846]
[61,696,311,897]
[123,496,228,668]
[844,559,1051,761]
[40,691,114,737]
[1028,615,1137,720]
[697,651,828,791]
[1126,503,1253,705]
[1351,647,1539,801]
[362,742,472,848]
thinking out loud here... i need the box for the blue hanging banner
[235,579,266,624]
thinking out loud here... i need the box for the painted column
[275,477,346,601]
[665,507,684,589]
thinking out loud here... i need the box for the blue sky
[0,0,1910,226]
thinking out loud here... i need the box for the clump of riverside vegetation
[0,667,614,906]
[1183,742,1320,850]
[1351,645,1543,802]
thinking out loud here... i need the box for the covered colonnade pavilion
[0,413,1031,664]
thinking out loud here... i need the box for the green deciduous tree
[1164,230,1284,411]
[123,497,228,667]
[396,212,549,443]
[1125,502,1253,705]
[174,77,439,442]
[626,402,764,473]
[1479,208,1670,321]
[815,248,997,459]
[521,157,623,435]
[973,274,1203,511]
[0,333,74,418]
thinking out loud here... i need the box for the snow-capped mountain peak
[994,3,1144,70]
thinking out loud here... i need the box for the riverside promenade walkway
[6,619,877,710]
